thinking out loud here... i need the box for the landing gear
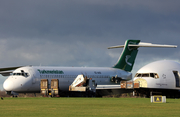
[11,95,18,98]
[6,91,11,95]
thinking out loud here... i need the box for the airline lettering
[37,69,64,74]
[94,71,101,74]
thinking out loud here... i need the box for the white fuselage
[133,60,180,90]
[3,66,132,93]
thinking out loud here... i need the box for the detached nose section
[3,79,14,91]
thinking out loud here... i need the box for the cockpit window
[12,72,29,77]
[142,73,149,77]
[17,73,21,76]
[150,73,155,77]
[135,73,159,79]
[136,73,141,77]
[154,73,159,79]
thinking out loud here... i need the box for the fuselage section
[133,60,180,90]
[3,66,132,93]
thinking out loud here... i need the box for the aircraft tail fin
[108,40,177,72]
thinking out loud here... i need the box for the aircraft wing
[108,42,177,49]
[96,85,121,89]
[0,66,23,76]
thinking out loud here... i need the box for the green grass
[0,97,180,117]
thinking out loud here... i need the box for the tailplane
[108,40,177,72]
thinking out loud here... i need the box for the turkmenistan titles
[37,69,64,74]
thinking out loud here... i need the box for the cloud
[1,0,179,40]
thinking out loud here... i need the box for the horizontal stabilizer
[108,42,177,49]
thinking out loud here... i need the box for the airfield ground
[0,97,180,117]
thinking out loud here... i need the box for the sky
[0,0,180,90]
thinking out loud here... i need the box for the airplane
[1,40,177,96]
[134,60,180,98]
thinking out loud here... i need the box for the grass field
[0,97,180,117]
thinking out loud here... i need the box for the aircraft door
[29,69,36,84]
[173,71,180,87]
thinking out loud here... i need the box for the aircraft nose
[3,79,14,91]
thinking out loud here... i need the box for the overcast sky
[0,0,180,90]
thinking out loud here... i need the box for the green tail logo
[113,40,140,72]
